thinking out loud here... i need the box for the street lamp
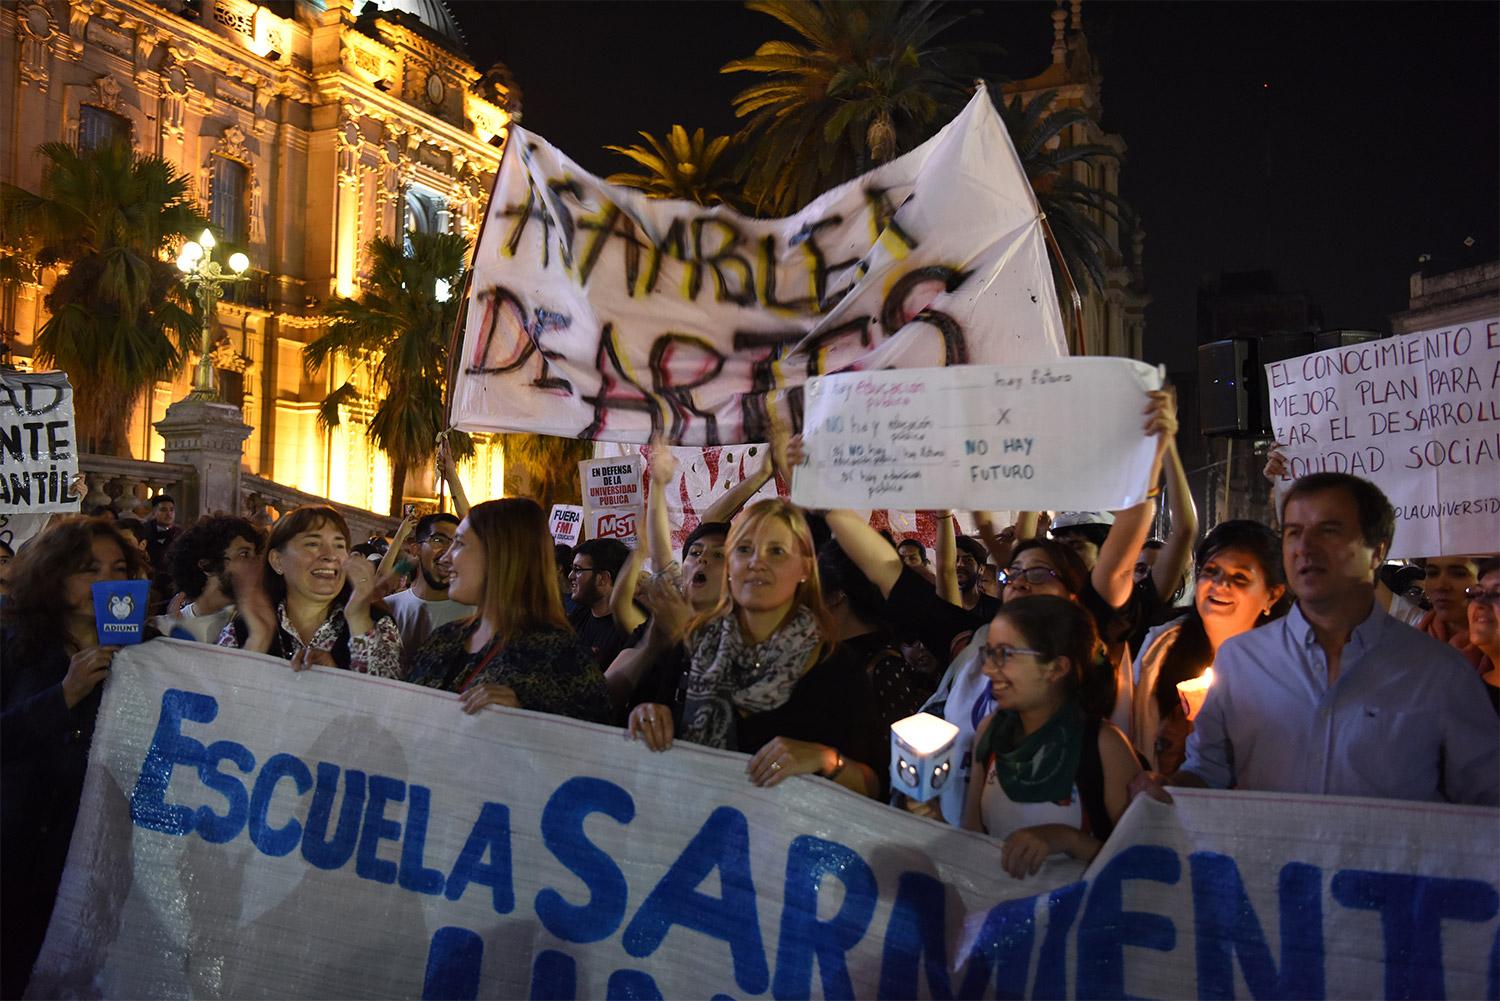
[176,229,250,401]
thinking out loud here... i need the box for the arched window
[403,187,446,253]
[78,105,130,151]
[210,155,249,244]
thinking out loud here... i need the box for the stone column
[154,399,253,520]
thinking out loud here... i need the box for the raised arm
[1092,388,1176,608]
[436,436,472,519]
[935,511,960,606]
[1150,439,1198,601]
[701,444,774,525]
[645,443,678,574]
[377,514,417,581]
[824,509,903,598]
[610,543,648,636]
[974,512,1018,569]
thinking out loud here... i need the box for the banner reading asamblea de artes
[30,641,1499,1000]
[451,85,1066,447]
[0,369,80,514]
[1265,318,1499,558]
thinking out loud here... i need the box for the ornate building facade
[1005,0,1149,359]
[1,0,514,511]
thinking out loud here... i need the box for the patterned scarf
[977,701,1085,803]
[680,606,821,750]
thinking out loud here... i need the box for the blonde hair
[695,498,833,661]
[465,498,569,641]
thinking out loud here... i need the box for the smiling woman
[216,506,402,679]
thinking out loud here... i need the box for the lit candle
[1176,668,1215,722]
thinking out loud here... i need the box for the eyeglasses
[422,534,455,549]
[1465,586,1500,607]
[569,565,599,577]
[978,643,1045,670]
[998,566,1060,587]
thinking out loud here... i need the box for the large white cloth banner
[1265,318,1500,558]
[453,86,1067,446]
[31,641,1499,999]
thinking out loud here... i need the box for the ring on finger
[771,761,782,772]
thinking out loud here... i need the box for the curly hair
[164,515,264,600]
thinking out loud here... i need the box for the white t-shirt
[384,589,474,661]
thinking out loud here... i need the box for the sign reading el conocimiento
[0,369,80,514]
[28,640,1499,999]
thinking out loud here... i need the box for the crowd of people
[2,391,1497,996]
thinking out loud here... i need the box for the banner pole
[1040,213,1086,356]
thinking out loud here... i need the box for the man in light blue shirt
[1133,472,1497,806]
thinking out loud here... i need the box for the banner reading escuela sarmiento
[28,640,1500,999]
[452,86,1067,447]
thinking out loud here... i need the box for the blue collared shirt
[1182,601,1498,805]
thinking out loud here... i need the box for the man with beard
[385,513,472,666]
[568,538,631,670]
[154,515,264,642]
[954,534,1001,621]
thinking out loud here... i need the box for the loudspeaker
[1198,338,1255,436]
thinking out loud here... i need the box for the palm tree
[304,230,472,516]
[605,126,744,208]
[722,0,977,215]
[997,87,1133,298]
[500,432,593,511]
[0,141,205,453]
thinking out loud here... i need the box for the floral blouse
[216,602,404,680]
[407,621,612,724]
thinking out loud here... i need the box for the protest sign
[1265,319,1500,557]
[0,370,80,514]
[31,640,1499,1000]
[586,504,642,548]
[579,454,642,511]
[452,85,1066,446]
[644,442,780,552]
[791,358,1164,512]
[548,504,583,546]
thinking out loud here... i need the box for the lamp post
[176,229,250,402]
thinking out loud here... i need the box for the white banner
[578,455,642,512]
[1265,319,1500,558]
[30,641,1499,999]
[548,504,583,547]
[791,358,1164,512]
[453,86,1066,446]
[0,370,80,514]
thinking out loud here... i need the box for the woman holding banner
[626,498,883,797]
[1,516,148,998]
[1131,520,1289,773]
[217,505,402,677]
[406,498,612,723]
[960,595,1141,876]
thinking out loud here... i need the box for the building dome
[352,0,466,52]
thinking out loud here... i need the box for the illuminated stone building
[0,0,515,510]
[1005,0,1149,359]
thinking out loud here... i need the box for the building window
[217,368,246,408]
[403,187,446,253]
[210,155,249,244]
[78,105,130,152]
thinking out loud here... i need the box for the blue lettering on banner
[1190,853,1324,999]
[302,763,366,870]
[879,870,1037,1000]
[622,805,768,994]
[195,740,254,843]
[357,775,406,884]
[399,785,447,894]
[605,969,664,1000]
[130,688,217,834]
[536,777,636,944]
[248,753,313,857]
[1075,845,1181,998]
[423,926,483,1001]
[1034,881,1087,999]
[1331,870,1499,1000]
[774,835,879,1000]
[443,802,514,913]
[530,949,577,1000]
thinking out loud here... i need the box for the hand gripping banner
[29,640,1500,999]
[452,85,1067,446]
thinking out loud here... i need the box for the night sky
[452,1,1499,370]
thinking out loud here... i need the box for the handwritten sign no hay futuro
[791,358,1164,512]
[0,369,79,514]
[1266,318,1499,558]
[452,86,1066,446]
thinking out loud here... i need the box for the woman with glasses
[406,499,611,723]
[1465,558,1500,712]
[1131,521,1289,773]
[626,499,883,797]
[961,595,1142,876]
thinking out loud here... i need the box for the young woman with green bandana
[962,595,1142,878]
